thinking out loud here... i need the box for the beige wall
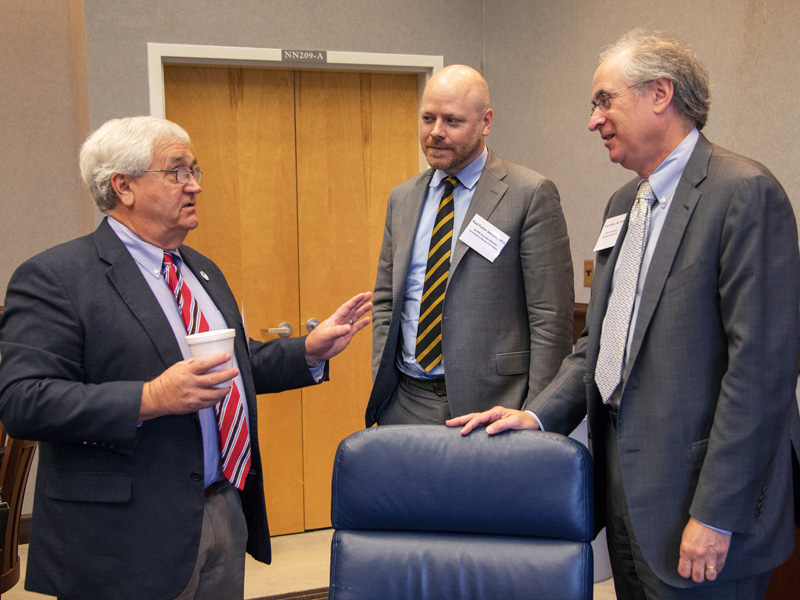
[4,1,798,300]
[486,0,800,301]
[0,0,93,298]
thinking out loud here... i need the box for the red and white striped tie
[163,252,251,490]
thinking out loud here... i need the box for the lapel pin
[200,271,209,281]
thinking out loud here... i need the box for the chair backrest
[329,425,593,600]
[0,435,37,594]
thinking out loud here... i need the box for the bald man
[365,65,574,426]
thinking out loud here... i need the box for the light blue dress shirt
[397,147,489,380]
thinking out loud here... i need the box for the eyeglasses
[590,81,651,115]
[145,166,203,184]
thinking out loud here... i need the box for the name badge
[459,214,509,262]
[593,214,627,251]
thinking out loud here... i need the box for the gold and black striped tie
[416,176,458,372]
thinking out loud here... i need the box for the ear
[110,173,136,208]
[651,77,674,115]
[482,107,494,136]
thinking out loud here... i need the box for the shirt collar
[646,128,700,206]
[429,146,488,191]
[106,216,181,279]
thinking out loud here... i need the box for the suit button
[190,472,203,482]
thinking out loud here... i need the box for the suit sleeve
[689,171,800,532]
[0,256,142,453]
[248,335,322,393]
[371,189,396,380]
[523,191,622,433]
[521,177,575,400]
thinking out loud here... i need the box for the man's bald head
[424,65,491,118]
[419,65,493,175]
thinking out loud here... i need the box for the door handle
[262,322,292,338]
[306,318,320,333]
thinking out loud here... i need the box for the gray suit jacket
[528,134,800,587]
[367,149,574,426]
[0,219,321,599]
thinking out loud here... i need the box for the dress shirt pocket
[46,470,132,503]
[495,351,531,375]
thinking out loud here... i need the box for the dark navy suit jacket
[0,218,319,599]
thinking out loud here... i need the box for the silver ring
[349,319,354,325]
[705,565,716,572]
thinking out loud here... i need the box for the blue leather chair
[329,425,594,600]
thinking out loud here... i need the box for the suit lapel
[449,149,509,278]
[94,219,183,369]
[586,189,637,370]
[393,170,434,298]
[624,135,711,376]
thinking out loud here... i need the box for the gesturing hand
[304,292,373,365]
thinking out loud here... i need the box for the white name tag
[459,214,509,262]
[593,214,627,252]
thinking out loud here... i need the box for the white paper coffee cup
[185,328,236,371]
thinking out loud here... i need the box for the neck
[107,210,185,250]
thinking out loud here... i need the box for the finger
[458,415,487,435]
[703,546,721,581]
[486,411,539,434]
[352,302,373,320]
[453,408,506,435]
[677,556,692,579]
[339,292,372,314]
[691,560,707,583]
[189,353,233,372]
[200,384,232,402]
[350,316,371,333]
[203,367,239,388]
[485,415,521,435]
[445,413,476,427]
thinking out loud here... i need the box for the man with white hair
[450,31,800,600]
[0,116,372,599]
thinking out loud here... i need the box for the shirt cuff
[525,410,545,431]
[309,360,326,383]
[698,520,732,536]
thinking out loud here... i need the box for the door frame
[147,43,442,172]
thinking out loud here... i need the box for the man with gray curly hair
[450,29,800,600]
[0,116,372,599]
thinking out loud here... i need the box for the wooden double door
[164,65,419,534]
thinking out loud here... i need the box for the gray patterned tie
[595,180,657,402]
